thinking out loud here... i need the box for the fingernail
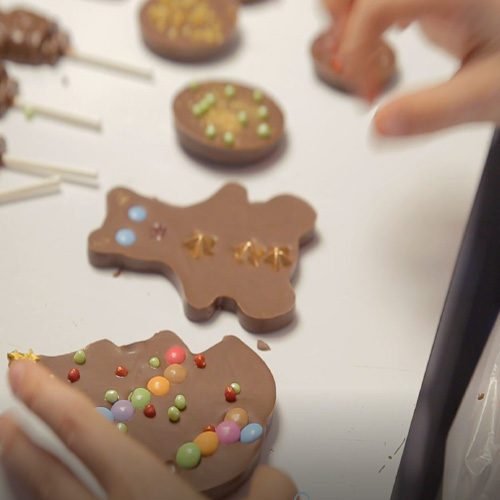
[330,54,343,73]
[375,111,408,136]
[9,361,27,396]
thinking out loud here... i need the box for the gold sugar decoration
[116,191,130,206]
[7,349,40,363]
[233,240,264,267]
[183,232,217,258]
[263,246,293,271]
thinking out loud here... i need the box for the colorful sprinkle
[115,228,136,246]
[240,423,263,443]
[205,124,217,139]
[96,407,114,421]
[144,404,156,418]
[257,105,269,120]
[105,389,119,404]
[194,354,206,368]
[230,382,241,395]
[175,394,187,411]
[166,346,186,365]
[176,443,201,469]
[194,431,219,457]
[216,421,241,445]
[149,356,160,368]
[129,388,151,409]
[224,407,248,429]
[73,350,86,365]
[237,110,248,125]
[147,376,170,396]
[189,81,200,90]
[115,365,128,377]
[68,368,80,383]
[23,105,35,120]
[252,90,264,102]
[204,92,216,106]
[111,400,134,422]
[192,103,204,116]
[257,123,271,138]
[224,386,237,402]
[164,364,187,384]
[128,205,147,222]
[224,84,236,98]
[116,422,128,433]
[168,406,180,422]
[204,424,216,433]
[223,131,235,146]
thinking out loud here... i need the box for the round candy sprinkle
[230,382,241,395]
[129,388,151,409]
[176,443,201,469]
[189,81,200,90]
[149,356,160,369]
[216,421,241,445]
[205,124,217,139]
[96,407,114,422]
[68,368,80,383]
[204,92,216,106]
[128,205,147,222]
[174,394,186,411]
[237,110,248,125]
[257,123,271,138]
[165,346,186,365]
[194,431,219,457]
[111,400,134,422]
[224,84,236,98]
[240,423,263,444]
[223,131,235,147]
[164,364,187,384]
[115,365,128,377]
[194,354,206,368]
[252,89,264,102]
[115,228,136,246]
[224,407,249,429]
[168,406,180,422]
[116,422,128,433]
[147,376,170,396]
[204,424,216,433]
[224,386,237,402]
[144,404,156,418]
[192,103,203,116]
[105,389,119,404]
[73,350,86,365]
[257,105,269,120]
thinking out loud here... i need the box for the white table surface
[0,1,495,499]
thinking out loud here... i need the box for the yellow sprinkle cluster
[7,349,40,363]
[148,0,226,45]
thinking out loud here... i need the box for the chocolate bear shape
[25,331,276,498]
[88,183,316,332]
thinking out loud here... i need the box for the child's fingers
[0,412,96,500]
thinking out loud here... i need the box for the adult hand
[0,360,296,500]
[323,0,500,136]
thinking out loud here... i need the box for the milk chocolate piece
[139,0,238,62]
[88,183,316,332]
[0,63,17,117]
[311,30,396,94]
[173,81,285,164]
[0,9,69,65]
[11,331,276,498]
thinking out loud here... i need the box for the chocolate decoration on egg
[0,9,69,65]
[139,0,239,62]
[88,183,316,332]
[11,331,276,498]
[173,81,285,164]
[0,64,17,117]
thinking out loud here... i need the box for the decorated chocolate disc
[173,81,285,164]
[139,0,239,61]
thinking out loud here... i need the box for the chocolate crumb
[257,340,271,351]
[478,393,485,400]
[112,268,123,278]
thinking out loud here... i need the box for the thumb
[374,52,500,136]
[245,465,298,500]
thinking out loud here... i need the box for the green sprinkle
[105,389,119,404]
[189,81,200,90]
[257,123,271,138]
[129,388,151,409]
[224,84,236,98]
[24,105,35,120]
[168,406,180,422]
[237,110,248,125]
[192,103,204,117]
[116,422,128,433]
[73,350,86,365]
[252,90,264,102]
[223,131,235,146]
[205,124,217,138]
[230,382,241,394]
[204,92,216,106]
[257,105,269,120]
[176,443,201,469]
[149,356,160,368]
[175,394,187,411]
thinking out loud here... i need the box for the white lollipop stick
[12,97,102,131]
[66,47,153,80]
[0,175,60,205]
[2,154,99,187]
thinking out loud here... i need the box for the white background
[0,0,495,499]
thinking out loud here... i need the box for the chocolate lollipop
[0,61,101,130]
[0,8,152,79]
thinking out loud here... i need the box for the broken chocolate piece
[0,62,18,118]
[257,340,270,351]
[88,183,316,332]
